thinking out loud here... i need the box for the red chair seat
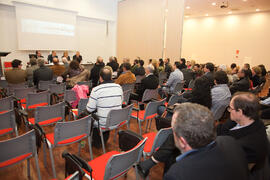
[87,151,119,180]
[0,110,8,114]
[0,128,13,136]
[164,102,168,107]
[100,120,128,130]
[28,117,62,126]
[0,152,32,168]
[72,109,78,116]
[143,132,157,153]
[22,102,48,109]
[131,110,157,120]
[4,62,12,68]
[46,133,87,145]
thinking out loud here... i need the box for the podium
[0,52,10,77]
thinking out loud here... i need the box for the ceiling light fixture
[228,11,232,14]
[185,16,190,18]
[212,2,216,6]
[256,9,260,12]
[205,14,209,16]
[186,6,190,9]
[242,0,247,2]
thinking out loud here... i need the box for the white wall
[181,11,270,70]
[0,0,118,68]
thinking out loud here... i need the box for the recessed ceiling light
[243,0,247,2]
[205,14,209,16]
[228,11,232,14]
[256,9,260,12]
[186,6,190,9]
[185,16,190,18]
[212,2,216,6]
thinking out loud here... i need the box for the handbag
[118,130,143,151]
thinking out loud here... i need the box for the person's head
[174,61,181,70]
[258,64,267,77]
[37,59,45,67]
[237,68,248,78]
[148,59,152,65]
[114,57,118,63]
[99,68,112,82]
[123,58,130,63]
[159,58,164,67]
[192,76,212,109]
[11,59,22,68]
[104,65,113,73]
[123,62,131,72]
[29,58,37,66]
[172,103,216,153]
[52,57,59,65]
[218,64,227,72]
[139,60,144,67]
[96,56,103,64]
[186,60,191,66]
[164,58,170,64]
[69,60,80,70]
[109,56,114,62]
[36,50,41,57]
[145,65,154,75]
[180,58,186,65]
[134,59,139,65]
[151,59,158,69]
[63,51,68,57]
[243,63,250,70]
[228,92,260,123]
[52,51,56,56]
[193,64,200,71]
[204,62,214,73]
[214,70,228,85]
[76,51,80,56]
[252,66,262,76]
[231,63,237,70]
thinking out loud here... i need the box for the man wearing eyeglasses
[217,92,270,179]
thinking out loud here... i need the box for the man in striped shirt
[86,68,123,126]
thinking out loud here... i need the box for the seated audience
[106,56,119,72]
[229,68,250,95]
[90,56,105,87]
[203,62,215,87]
[62,57,69,69]
[115,63,136,85]
[36,50,44,58]
[131,59,139,73]
[217,92,270,179]
[5,59,27,84]
[258,64,267,84]
[26,58,39,86]
[179,58,187,70]
[133,59,145,76]
[62,51,71,61]
[243,63,253,79]
[117,58,130,77]
[50,57,66,77]
[151,59,159,77]
[193,63,203,77]
[164,58,172,78]
[158,58,164,72]
[62,60,83,79]
[251,66,262,87]
[47,51,58,64]
[33,59,53,85]
[73,51,82,63]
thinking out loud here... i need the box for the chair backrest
[78,98,89,116]
[49,83,66,95]
[150,128,172,154]
[136,75,145,84]
[121,83,135,92]
[159,71,167,85]
[172,81,185,94]
[167,95,181,106]
[26,91,50,109]
[7,83,27,95]
[0,80,8,89]
[144,99,166,120]
[64,90,77,104]
[0,130,37,168]
[123,89,132,104]
[34,102,65,125]
[104,138,147,180]
[77,81,92,88]
[0,110,18,137]
[13,87,36,101]
[38,80,55,91]
[53,115,92,146]
[105,104,133,128]
[0,96,14,113]
[211,98,230,121]
[142,89,159,102]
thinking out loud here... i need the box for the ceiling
[184,0,270,18]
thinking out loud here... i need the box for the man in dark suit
[163,103,249,180]
[133,60,145,76]
[164,58,172,78]
[106,56,119,72]
[33,59,53,86]
[89,56,105,87]
[47,51,58,63]
[229,68,250,95]
[73,51,83,63]
[203,62,215,87]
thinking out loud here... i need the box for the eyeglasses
[227,106,236,112]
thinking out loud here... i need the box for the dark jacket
[90,62,105,87]
[251,75,261,87]
[203,71,214,88]
[164,136,249,180]
[136,74,159,100]
[47,54,58,63]
[181,68,195,88]
[165,63,172,78]
[33,66,53,85]
[229,77,250,95]
[133,66,145,76]
[107,61,119,72]
[73,55,82,62]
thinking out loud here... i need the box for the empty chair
[0,130,41,180]
[131,99,166,135]
[13,87,36,106]
[27,102,65,126]
[97,104,133,154]
[72,98,89,119]
[0,96,14,114]
[38,80,55,91]
[25,91,50,110]
[121,83,135,92]
[123,89,132,105]
[0,110,18,137]
[7,83,27,95]
[43,115,93,179]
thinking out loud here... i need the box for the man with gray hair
[164,103,249,180]
[130,65,159,102]
[33,58,53,86]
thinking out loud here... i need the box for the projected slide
[21,19,75,36]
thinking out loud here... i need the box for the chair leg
[34,152,42,180]
[135,164,139,180]
[48,147,57,179]
[113,129,117,143]
[145,119,149,134]
[78,143,81,156]
[148,118,153,132]
[138,120,142,136]
[43,142,47,167]
[27,158,30,178]
[88,137,93,160]
[100,129,106,154]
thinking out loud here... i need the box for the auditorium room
[0,0,270,179]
